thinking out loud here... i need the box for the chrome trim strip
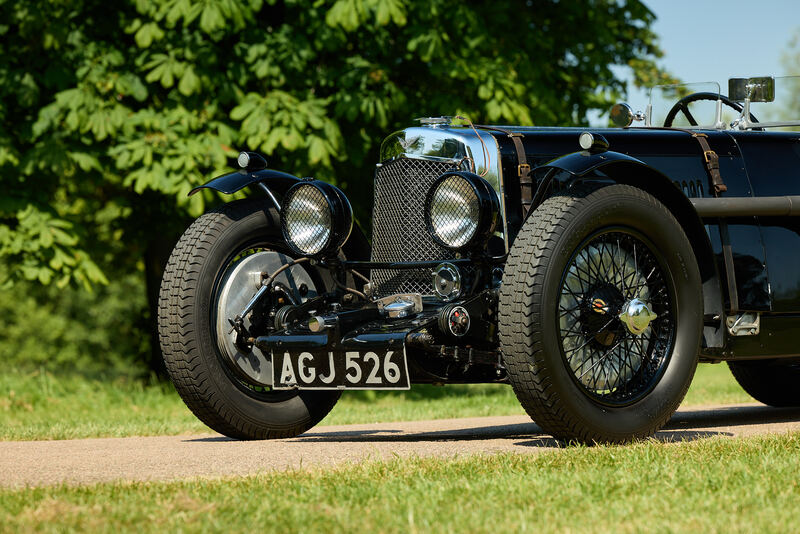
[484,132,509,254]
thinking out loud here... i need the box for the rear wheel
[158,199,340,440]
[499,185,703,443]
[728,360,800,407]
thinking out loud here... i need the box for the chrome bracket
[726,312,760,336]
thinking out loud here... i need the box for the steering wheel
[663,91,759,128]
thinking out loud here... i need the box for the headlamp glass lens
[284,185,332,255]
[429,176,480,248]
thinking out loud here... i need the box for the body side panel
[494,128,769,315]
[730,132,800,313]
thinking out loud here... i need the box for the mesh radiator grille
[370,158,457,297]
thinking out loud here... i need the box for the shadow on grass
[654,430,733,442]
[666,404,800,429]
[291,423,730,447]
[185,404,800,446]
[293,421,548,444]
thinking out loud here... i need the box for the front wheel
[499,185,703,444]
[158,199,340,440]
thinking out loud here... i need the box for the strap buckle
[518,163,531,177]
[703,150,719,167]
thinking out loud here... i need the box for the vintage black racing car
[158,76,800,443]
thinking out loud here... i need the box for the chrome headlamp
[424,171,499,251]
[280,180,353,257]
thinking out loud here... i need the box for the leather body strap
[509,134,532,215]
[628,126,728,195]
[691,132,727,194]
[658,129,737,312]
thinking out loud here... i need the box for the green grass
[0,363,752,441]
[0,371,208,441]
[2,432,799,532]
[683,362,752,406]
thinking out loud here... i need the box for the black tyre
[728,360,800,407]
[158,199,340,440]
[499,185,703,444]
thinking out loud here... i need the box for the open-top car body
[158,76,800,443]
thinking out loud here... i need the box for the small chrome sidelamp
[236,151,267,171]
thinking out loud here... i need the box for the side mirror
[728,77,775,103]
[610,103,634,127]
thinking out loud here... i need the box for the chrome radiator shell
[369,125,506,298]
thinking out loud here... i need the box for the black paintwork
[188,168,301,196]
[733,133,800,314]
[197,124,800,367]
[488,126,800,359]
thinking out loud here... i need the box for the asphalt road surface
[3,402,800,488]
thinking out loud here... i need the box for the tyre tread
[158,200,337,439]
[498,185,697,443]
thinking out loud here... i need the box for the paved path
[3,402,800,488]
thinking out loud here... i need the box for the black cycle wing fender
[533,151,700,226]
[189,167,372,274]
[532,151,703,231]
[188,169,301,197]
[532,150,711,279]
[537,149,647,178]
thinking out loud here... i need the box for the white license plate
[271,348,410,390]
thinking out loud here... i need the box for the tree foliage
[780,29,800,120]
[0,0,670,372]
[0,275,150,376]
[1,0,668,290]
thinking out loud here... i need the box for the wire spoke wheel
[499,185,702,443]
[558,229,675,406]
